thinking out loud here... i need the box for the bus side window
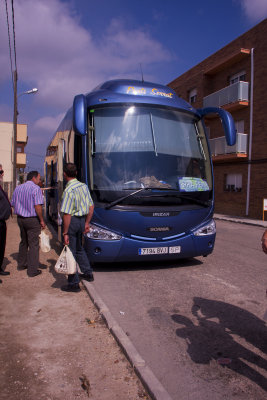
[74,134,83,181]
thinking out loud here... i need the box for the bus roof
[85,79,194,111]
[46,79,196,151]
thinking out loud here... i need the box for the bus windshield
[90,105,212,205]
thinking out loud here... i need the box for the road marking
[203,273,240,290]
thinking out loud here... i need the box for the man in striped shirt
[61,163,94,292]
[11,171,46,277]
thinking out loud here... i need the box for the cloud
[34,113,65,132]
[0,0,173,112]
[238,0,267,22]
[0,0,173,169]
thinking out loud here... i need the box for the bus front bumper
[84,232,215,264]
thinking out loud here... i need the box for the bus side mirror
[73,94,87,135]
[197,107,236,146]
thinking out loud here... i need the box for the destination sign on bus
[127,86,174,98]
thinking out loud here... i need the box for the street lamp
[13,69,38,191]
[18,88,38,97]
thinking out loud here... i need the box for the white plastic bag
[39,230,51,253]
[55,245,77,275]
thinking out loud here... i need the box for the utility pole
[13,69,18,192]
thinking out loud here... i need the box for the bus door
[74,132,88,185]
[57,139,65,239]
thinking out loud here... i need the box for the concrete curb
[83,281,173,400]
[214,214,267,228]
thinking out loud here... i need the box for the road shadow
[49,234,62,256]
[47,237,66,288]
[48,259,67,288]
[1,257,11,269]
[9,252,47,269]
[10,252,18,262]
[9,233,65,287]
[93,257,203,272]
[171,297,267,391]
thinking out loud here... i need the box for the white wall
[0,122,13,183]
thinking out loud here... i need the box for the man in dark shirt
[0,167,12,281]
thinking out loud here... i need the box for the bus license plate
[169,246,181,254]
[139,247,168,255]
[138,246,181,255]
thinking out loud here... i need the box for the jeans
[67,216,93,285]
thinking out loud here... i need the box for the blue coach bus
[44,79,235,263]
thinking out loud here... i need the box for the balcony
[204,48,250,76]
[210,133,247,162]
[203,81,249,111]
[17,124,28,143]
[16,152,26,168]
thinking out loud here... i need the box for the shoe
[17,265,27,271]
[79,273,94,282]
[61,284,81,292]
[28,270,42,277]
[0,269,10,276]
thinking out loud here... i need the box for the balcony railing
[209,133,247,156]
[203,81,249,108]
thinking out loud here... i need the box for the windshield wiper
[105,187,210,209]
[105,187,151,209]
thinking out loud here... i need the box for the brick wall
[169,18,267,219]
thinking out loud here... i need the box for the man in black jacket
[0,166,12,282]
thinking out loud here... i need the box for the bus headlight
[193,220,216,236]
[86,224,122,240]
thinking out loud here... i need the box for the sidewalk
[1,213,264,400]
[214,213,267,228]
[0,217,150,400]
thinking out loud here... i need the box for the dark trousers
[0,220,7,269]
[67,216,93,285]
[17,216,41,276]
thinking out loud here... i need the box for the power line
[11,0,17,71]
[4,0,14,88]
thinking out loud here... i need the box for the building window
[230,71,246,85]
[46,148,56,156]
[224,173,242,192]
[189,88,197,104]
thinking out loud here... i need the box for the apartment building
[0,122,28,197]
[168,18,267,220]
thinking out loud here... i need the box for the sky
[1,0,267,174]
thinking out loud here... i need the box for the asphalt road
[91,220,267,400]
